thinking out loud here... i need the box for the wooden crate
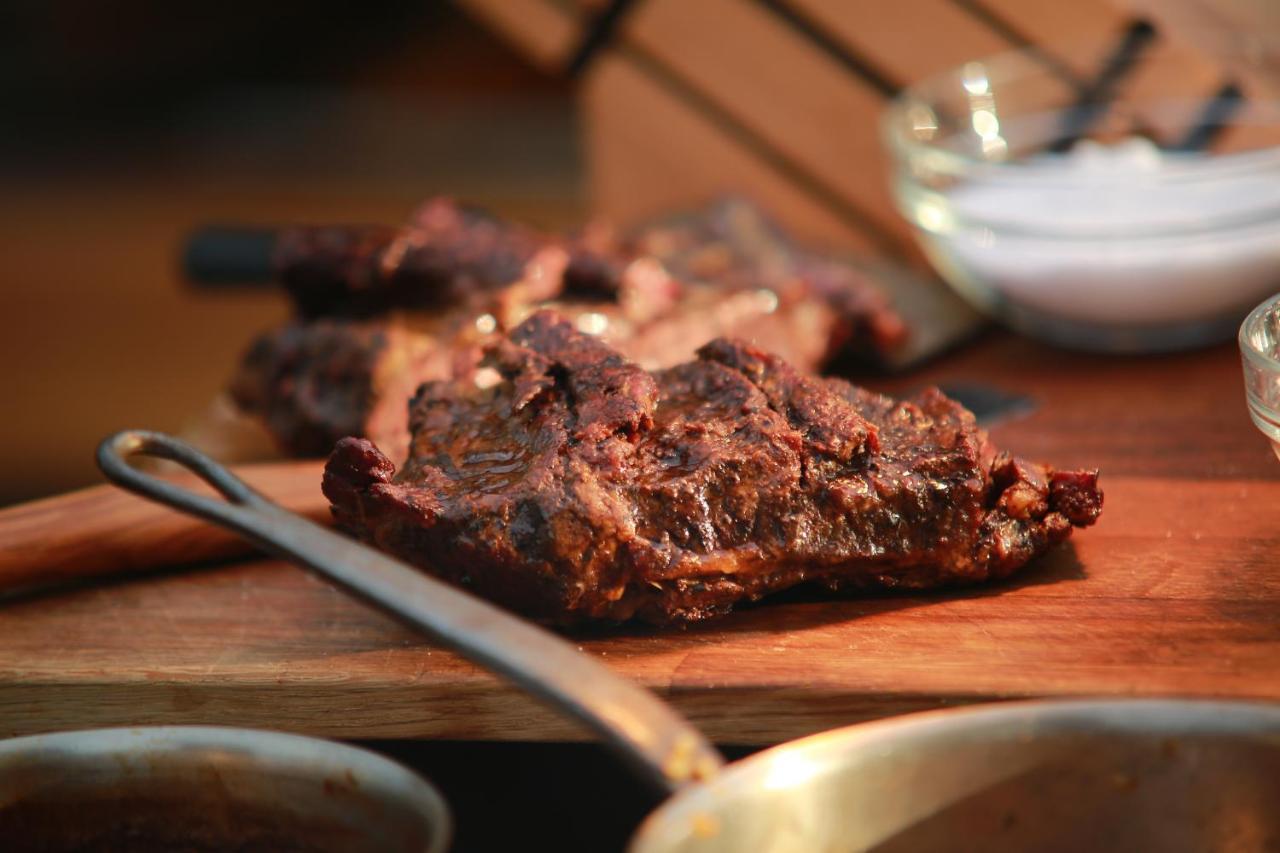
[457,0,1242,258]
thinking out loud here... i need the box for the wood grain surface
[0,460,326,595]
[584,55,883,253]
[0,334,1275,745]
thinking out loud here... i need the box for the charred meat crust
[229,319,455,462]
[230,320,393,458]
[323,311,1102,626]
[272,199,545,319]
[235,198,907,458]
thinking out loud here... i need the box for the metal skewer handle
[96,430,725,795]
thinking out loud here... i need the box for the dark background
[1,1,582,505]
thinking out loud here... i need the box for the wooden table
[1,333,1277,745]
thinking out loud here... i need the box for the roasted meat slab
[231,198,905,460]
[272,198,548,319]
[323,312,1101,626]
[229,320,462,464]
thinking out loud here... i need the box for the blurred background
[2,0,1273,505]
[1,2,581,504]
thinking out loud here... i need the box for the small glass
[884,38,1280,353]
[1241,293,1280,460]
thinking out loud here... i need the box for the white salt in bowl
[884,37,1280,352]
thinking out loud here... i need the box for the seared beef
[229,320,466,463]
[232,198,906,459]
[272,198,560,319]
[323,312,1101,626]
[230,283,837,460]
[627,197,906,360]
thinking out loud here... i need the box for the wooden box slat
[584,55,884,252]
[625,0,914,255]
[459,0,1258,259]
[973,0,1132,76]
[787,0,1012,86]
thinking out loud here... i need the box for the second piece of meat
[230,198,905,460]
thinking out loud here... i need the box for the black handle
[1171,81,1245,153]
[96,430,724,796]
[182,227,278,287]
[1050,20,1156,153]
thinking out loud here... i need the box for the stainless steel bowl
[0,726,451,852]
[631,698,1280,852]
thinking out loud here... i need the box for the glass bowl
[884,38,1280,352]
[1241,292,1280,459]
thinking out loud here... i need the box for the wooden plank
[0,471,1276,744]
[0,460,326,595]
[981,0,1231,140]
[970,0,1128,78]
[789,0,1013,86]
[1115,0,1280,153]
[622,0,915,255]
[583,55,882,252]
[878,337,1267,480]
[454,0,580,72]
[0,335,1275,745]
[1116,43,1227,146]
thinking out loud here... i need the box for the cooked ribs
[231,198,906,460]
[271,198,550,319]
[323,312,1101,626]
[229,320,464,464]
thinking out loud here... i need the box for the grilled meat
[322,312,1101,626]
[233,198,906,459]
[230,320,460,463]
[272,198,552,319]
[624,194,906,359]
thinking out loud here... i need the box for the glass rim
[1239,292,1280,370]
[883,40,1280,176]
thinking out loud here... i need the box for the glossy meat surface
[231,198,905,459]
[229,319,464,463]
[323,312,1102,626]
[272,198,547,319]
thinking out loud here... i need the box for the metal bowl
[0,726,451,852]
[631,699,1280,852]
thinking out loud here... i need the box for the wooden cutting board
[1,335,1277,745]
